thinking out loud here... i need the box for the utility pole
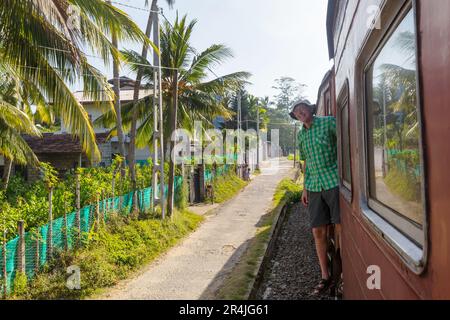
[237,93,242,176]
[151,7,166,218]
[167,70,179,217]
[107,0,126,178]
[129,0,157,215]
[294,122,298,168]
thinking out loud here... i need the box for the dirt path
[96,159,294,300]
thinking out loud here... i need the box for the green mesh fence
[66,212,77,250]
[205,170,213,182]
[1,165,231,296]
[24,232,37,279]
[204,164,230,183]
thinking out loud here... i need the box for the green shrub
[211,171,248,203]
[385,169,420,202]
[11,272,28,298]
[174,176,189,210]
[273,178,302,207]
[13,210,203,300]
[0,159,158,241]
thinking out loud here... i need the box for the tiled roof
[23,133,110,154]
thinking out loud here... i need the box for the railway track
[251,202,337,300]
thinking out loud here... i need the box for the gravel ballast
[255,203,333,300]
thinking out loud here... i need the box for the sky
[85,0,333,103]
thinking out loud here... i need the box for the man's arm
[297,132,309,207]
[301,160,309,207]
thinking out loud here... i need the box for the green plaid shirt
[298,116,339,192]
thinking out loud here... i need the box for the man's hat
[289,99,314,120]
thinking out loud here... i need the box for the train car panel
[327,0,450,299]
[417,0,450,299]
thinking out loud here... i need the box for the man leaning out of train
[290,100,341,296]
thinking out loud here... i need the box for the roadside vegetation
[11,209,203,300]
[0,0,305,301]
[0,157,158,242]
[209,170,248,204]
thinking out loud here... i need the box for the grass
[212,176,302,300]
[10,209,203,300]
[287,152,300,161]
[384,169,420,202]
[210,171,248,204]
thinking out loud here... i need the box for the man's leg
[335,223,342,251]
[312,225,329,279]
[308,190,332,294]
[323,187,341,251]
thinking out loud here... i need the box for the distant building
[63,76,153,167]
[7,77,154,180]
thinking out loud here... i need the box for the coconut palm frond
[0,0,159,162]
[184,44,234,83]
[0,126,39,165]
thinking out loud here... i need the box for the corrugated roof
[72,89,153,104]
[23,133,110,154]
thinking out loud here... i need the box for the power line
[158,10,224,82]
[29,3,225,80]
[110,1,160,13]
[37,45,179,71]
[7,3,228,90]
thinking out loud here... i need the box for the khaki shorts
[307,187,340,228]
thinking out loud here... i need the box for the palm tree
[0,74,40,189]
[376,30,419,151]
[0,0,154,164]
[96,14,250,153]
[223,92,269,131]
[95,14,250,215]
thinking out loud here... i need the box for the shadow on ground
[199,202,332,300]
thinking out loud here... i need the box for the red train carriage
[324,0,450,299]
[316,69,336,117]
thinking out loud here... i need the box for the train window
[365,8,424,244]
[338,85,351,191]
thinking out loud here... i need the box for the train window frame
[337,80,352,203]
[357,0,428,274]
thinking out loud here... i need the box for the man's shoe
[312,278,331,296]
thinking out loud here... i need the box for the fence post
[119,175,123,211]
[111,175,115,213]
[110,191,113,214]
[63,198,68,251]
[132,189,139,219]
[17,220,25,275]
[106,191,110,213]
[95,194,100,232]
[191,165,195,205]
[47,187,53,260]
[34,229,40,274]
[75,173,81,245]
[2,230,7,298]
[101,190,106,224]
[109,192,112,218]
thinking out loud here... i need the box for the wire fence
[0,164,233,296]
